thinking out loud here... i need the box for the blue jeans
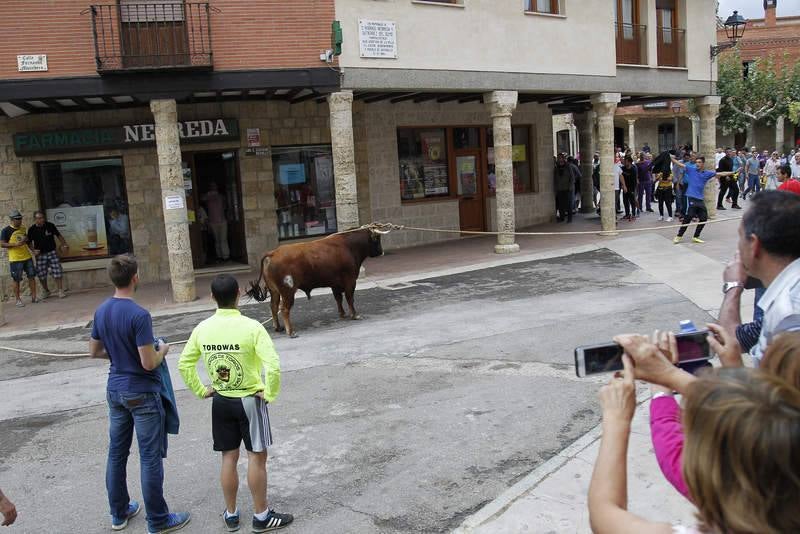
[675,189,686,216]
[745,175,760,195]
[107,390,169,530]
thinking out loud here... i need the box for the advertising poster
[512,145,527,162]
[278,163,307,185]
[47,205,108,259]
[314,155,335,206]
[457,156,477,196]
[421,131,445,164]
[422,164,449,196]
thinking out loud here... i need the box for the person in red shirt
[778,164,800,195]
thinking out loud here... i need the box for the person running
[178,274,293,533]
[0,209,38,307]
[671,155,735,244]
[27,210,69,299]
[621,155,638,221]
[89,255,190,534]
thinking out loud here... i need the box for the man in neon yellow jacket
[178,274,293,533]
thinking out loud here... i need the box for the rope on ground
[358,215,742,237]
[0,317,273,359]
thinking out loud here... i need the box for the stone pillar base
[580,205,595,214]
[494,243,520,254]
[597,230,620,237]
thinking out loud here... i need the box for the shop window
[37,158,132,260]
[527,0,560,14]
[398,128,450,200]
[272,145,337,240]
[487,126,533,194]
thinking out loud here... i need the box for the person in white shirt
[763,152,780,190]
[714,147,725,167]
[791,151,800,179]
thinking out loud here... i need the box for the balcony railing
[615,23,647,65]
[657,27,686,68]
[89,3,213,73]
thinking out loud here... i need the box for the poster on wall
[314,155,334,206]
[278,163,307,185]
[46,205,108,259]
[420,131,445,164]
[422,164,448,196]
[457,156,477,196]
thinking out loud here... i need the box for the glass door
[455,151,485,232]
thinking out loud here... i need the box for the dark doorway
[182,151,247,269]
[614,127,625,150]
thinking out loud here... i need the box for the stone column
[591,93,622,234]
[151,99,195,303]
[690,114,700,152]
[575,111,597,213]
[696,96,721,219]
[328,91,359,231]
[775,115,785,153]
[485,90,519,254]
[627,119,636,153]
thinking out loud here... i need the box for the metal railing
[615,23,647,65]
[89,3,213,73]
[657,27,686,68]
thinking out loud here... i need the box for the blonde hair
[682,369,800,534]
[762,332,800,389]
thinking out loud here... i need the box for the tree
[717,51,783,147]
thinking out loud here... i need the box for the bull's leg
[280,292,298,338]
[268,287,284,332]
[344,283,360,320]
[332,288,346,318]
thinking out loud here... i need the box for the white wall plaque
[164,195,185,210]
[358,20,397,59]
[17,55,48,72]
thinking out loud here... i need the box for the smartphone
[574,330,711,377]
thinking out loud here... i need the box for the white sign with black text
[17,55,48,72]
[358,20,397,59]
[164,195,185,210]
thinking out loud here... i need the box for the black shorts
[212,394,273,453]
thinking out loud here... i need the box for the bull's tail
[246,253,272,302]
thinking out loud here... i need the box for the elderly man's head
[738,191,800,280]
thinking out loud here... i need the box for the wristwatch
[723,281,743,294]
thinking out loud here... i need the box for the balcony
[657,27,686,68]
[89,3,213,73]
[615,23,647,65]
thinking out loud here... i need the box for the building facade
[0,0,722,308]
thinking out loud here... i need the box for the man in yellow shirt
[0,209,38,307]
[178,274,292,532]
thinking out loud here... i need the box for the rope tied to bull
[355,215,742,237]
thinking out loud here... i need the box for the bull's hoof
[289,331,299,338]
[351,314,362,320]
[275,325,285,333]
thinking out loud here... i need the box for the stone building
[0,0,723,311]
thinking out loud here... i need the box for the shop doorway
[182,151,247,269]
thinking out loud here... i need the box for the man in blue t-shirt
[670,155,736,243]
[89,255,190,534]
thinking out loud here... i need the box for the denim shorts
[9,259,36,282]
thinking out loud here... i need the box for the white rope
[0,317,273,358]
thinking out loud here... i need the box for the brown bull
[246,229,384,337]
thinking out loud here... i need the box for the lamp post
[672,101,682,149]
[710,10,747,59]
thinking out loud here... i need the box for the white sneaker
[666,217,673,222]
[658,216,664,221]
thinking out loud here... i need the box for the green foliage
[716,50,799,134]
[790,102,800,126]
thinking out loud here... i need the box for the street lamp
[710,10,747,59]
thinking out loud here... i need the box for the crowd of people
[554,143,800,245]
[587,189,800,534]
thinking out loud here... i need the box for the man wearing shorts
[0,209,38,307]
[670,155,736,244]
[179,274,293,532]
[27,211,69,299]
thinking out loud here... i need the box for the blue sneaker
[223,509,240,532]
[147,512,191,534]
[111,500,141,530]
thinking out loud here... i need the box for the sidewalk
[0,209,742,336]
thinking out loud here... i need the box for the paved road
[0,248,714,533]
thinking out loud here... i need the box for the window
[658,123,675,152]
[272,145,337,240]
[398,129,450,200]
[37,158,132,260]
[487,126,533,194]
[527,0,560,14]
